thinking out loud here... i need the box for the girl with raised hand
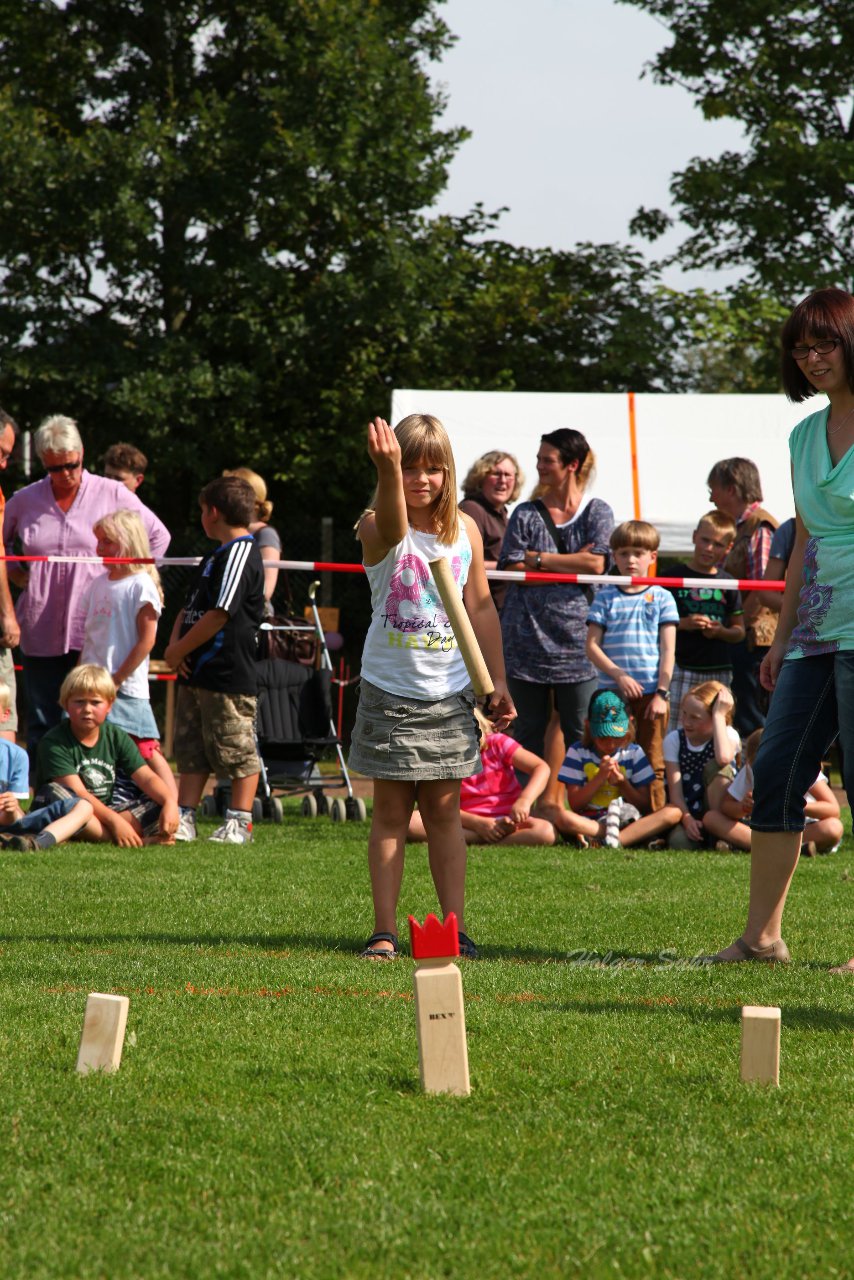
[350,415,515,960]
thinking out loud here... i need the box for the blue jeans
[752,653,854,832]
[507,675,598,761]
[730,638,769,736]
[23,651,80,762]
[6,796,79,835]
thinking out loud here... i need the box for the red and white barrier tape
[0,553,784,593]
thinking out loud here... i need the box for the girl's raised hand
[711,686,734,716]
[366,417,401,470]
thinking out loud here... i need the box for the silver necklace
[827,404,854,435]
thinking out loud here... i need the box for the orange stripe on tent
[627,390,641,519]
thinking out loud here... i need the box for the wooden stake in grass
[428,557,494,698]
[740,1005,781,1086]
[409,913,470,1097]
[76,993,130,1075]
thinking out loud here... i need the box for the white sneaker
[209,816,253,844]
[175,811,197,842]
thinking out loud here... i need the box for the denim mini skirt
[348,679,481,781]
[107,691,160,740]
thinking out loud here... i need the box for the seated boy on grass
[0,679,94,851]
[35,665,180,847]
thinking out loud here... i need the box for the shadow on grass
[0,930,363,954]
[1,932,657,965]
[478,943,670,965]
[6,932,854,989]
[544,998,854,1032]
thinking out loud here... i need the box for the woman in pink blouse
[5,415,170,759]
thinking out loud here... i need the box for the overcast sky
[430,0,745,290]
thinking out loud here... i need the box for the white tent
[390,390,813,550]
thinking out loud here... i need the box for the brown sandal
[711,935,791,964]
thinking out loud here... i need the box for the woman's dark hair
[540,428,595,488]
[781,287,854,402]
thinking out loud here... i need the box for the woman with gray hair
[5,414,171,759]
[459,450,523,612]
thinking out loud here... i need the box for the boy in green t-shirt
[36,665,179,846]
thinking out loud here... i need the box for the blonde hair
[0,680,10,714]
[359,414,459,544]
[473,706,494,747]
[223,467,273,523]
[681,679,735,725]
[461,451,524,503]
[610,520,660,553]
[695,509,737,541]
[60,665,116,707]
[93,510,163,602]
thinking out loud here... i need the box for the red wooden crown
[408,912,459,959]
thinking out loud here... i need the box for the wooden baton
[429,557,494,698]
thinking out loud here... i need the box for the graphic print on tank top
[383,552,467,649]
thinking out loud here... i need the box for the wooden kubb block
[413,961,470,1097]
[740,1005,781,1086]
[76,993,130,1075]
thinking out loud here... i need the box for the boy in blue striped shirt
[585,521,678,809]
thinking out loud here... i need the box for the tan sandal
[711,935,791,964]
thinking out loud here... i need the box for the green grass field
[2,805,854,1280]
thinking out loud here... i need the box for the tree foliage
[620,0,854,298]
[0,0,776,547]
[0,0,468,534]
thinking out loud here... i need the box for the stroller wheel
[200,794,219,817]
[301,794,318,819]
[315,792,330,816]
[329,798,347,823]
[346,797,367,823]
[270,798,284,824]
[252,798,263,823]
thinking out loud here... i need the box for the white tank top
[361,523,473,698]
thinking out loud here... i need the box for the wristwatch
[655,688,671,701]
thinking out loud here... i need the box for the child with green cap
[557,689,682,848]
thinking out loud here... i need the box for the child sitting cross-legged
[663,680,740,850]
[703,728,843,856]
[558,690,682,848]
[35,665,180,847]
[407,708,556,847]
[0,679,94,851]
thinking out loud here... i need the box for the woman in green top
[715,287,854,967]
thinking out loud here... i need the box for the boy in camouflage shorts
[164,476,265,844]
